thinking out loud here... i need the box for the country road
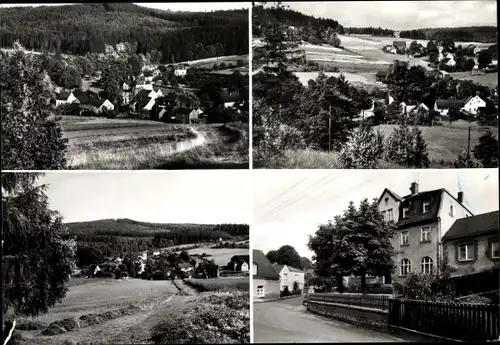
[253,297,406,343]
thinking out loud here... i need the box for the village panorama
[1,171,250,345]
[252,1,498,169]
[1,3,250,170]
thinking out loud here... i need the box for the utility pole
[467,125,471,159]
[328,105,332,152]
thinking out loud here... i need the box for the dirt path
[165,127,207,155]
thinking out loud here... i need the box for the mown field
[177,247,249,266]
[12,277,250,345]
[59,116,249,169]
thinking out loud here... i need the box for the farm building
[55,92,78,107]
[228,255,250,272]
[399,100,418,115]
[173,63,189,77]
[375,70,389,82]
[434,99,466,116]
[253,249,280,300]
[393,41,407,53]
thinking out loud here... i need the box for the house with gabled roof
[378,182,473,283]
[273,264,305,292]
[228,255,250,272]
[253,249,281,300]
[443,210,499,277]
[55,92,78,107]
[434,99,466,116]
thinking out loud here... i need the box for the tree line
[346,27,394,36]
[400,26,497,43]
[0,3,248,62]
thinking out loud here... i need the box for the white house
[273,264,305,292]
[400,100,418,115]
[394,31,400,38]
[143,98,156,111]
[253,250,281,300]
[462,95,486,115]
[434,99,466,116]
[174,63,189,77]
[97,99,114,112]
[55,92,77,107]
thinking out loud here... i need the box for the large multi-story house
[272,264,305,292]
[253,249,281,300]
[378,182,473,283]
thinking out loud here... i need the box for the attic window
[385,197,389,205]
[449,204,455,217]
[423,201,431,213]
[403,207,409,218]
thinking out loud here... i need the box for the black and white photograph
[1,2,250,170]
[2,171,250,345]
[252,169,499,342]
[252,1,498,169]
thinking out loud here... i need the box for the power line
[256,171,338,220]
[256,172,313,210]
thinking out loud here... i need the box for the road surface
[253,297,406,343]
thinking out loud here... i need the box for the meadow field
[12,277,250,345]
[60,116,249,169]
[255,122,497,169]
[185,277,250,292]
[177,247,249,266]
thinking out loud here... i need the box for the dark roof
[436,99,466,109]
[273,264,284,273]
[288,266,304,273]
[221,94,244,103]
[136,89,152,99]
[397,189,442,228]
[376,70,389,77]
[403,100,419,106]
[253,249,280,280]
[56,92,72,100]
[443,211,499,241]
[84,97,106,107]
[231,255,250,263]
[393,41,407,48]
[178,263,193,269]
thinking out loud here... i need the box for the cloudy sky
[285,1,497,30]
[0,3,250,11]
[252,169,498,260]
[39,171,250,224]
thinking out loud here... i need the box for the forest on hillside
[0,3,248,62]
[346,27,394,36]
[252,4,343,36]
[400,26,497,43]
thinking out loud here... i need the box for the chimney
[410,182,419,195]
[457,191,464,203]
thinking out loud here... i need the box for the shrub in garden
[403,270,434,300]
[281,286,291,297]
[338,124,384,168]
[383,122,430,168]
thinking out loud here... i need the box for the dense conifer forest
[400,26,497,43]
[0,3,248,62]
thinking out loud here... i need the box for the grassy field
[178,247,249,266]
[255,122,497,169]
[59,116,249,169]
[14,278,180,345]
[185,277,250,292]
[448,71,498,87]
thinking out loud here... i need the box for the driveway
[253,297,406,343]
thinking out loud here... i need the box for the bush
[383,123,430,168]
[141,271,150,280]
[338,124,384,168]
[403,270,434,300]
[473,130,499,168]
[281,286,291,297]
[152,270,166,280]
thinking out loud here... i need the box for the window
[252,264,257,275]
[401,231,409,245]
[423,201,431,213]
[421,226,431,242]
[492,241,499,259]
[403,207,409,218]
[458,243,474,261]
[449,204,455,217]
[388,209,393,221]
[400,259,411,276]
[421,257,433,274]
[257,285,264,297]
[283,273,288,278]
[382,210,387,221]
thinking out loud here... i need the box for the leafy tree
[274,245,304,269]
[76,245,105,267]
[1,42,68,169]
[403,270,435,300]
[266,250,278,264]
[338,124,384,168]
[59,66,82,90]
[383,122,430,168]
[472,130,499,168]
[300,256,313,269]
[2,172,76,320]
[465,58,476,75]
[308,198,396,294]
[128,54,143,77]
[453,149,480,168]
[478,50,493,69]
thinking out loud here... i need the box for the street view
[252,169,499,342]
[2,171,250,344]
[1,2,250,170]
[252,1,498,169]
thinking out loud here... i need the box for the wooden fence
[388,299,500,341]
[308,293,391,311]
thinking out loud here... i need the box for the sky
[252,169,499,260]
[0,3,250,11]
[285,1,497,30]
[38,171,250,224]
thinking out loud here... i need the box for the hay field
[16,278,180,345]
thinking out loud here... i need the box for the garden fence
[308,293,391,311]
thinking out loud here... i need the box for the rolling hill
[0,3,248,62]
